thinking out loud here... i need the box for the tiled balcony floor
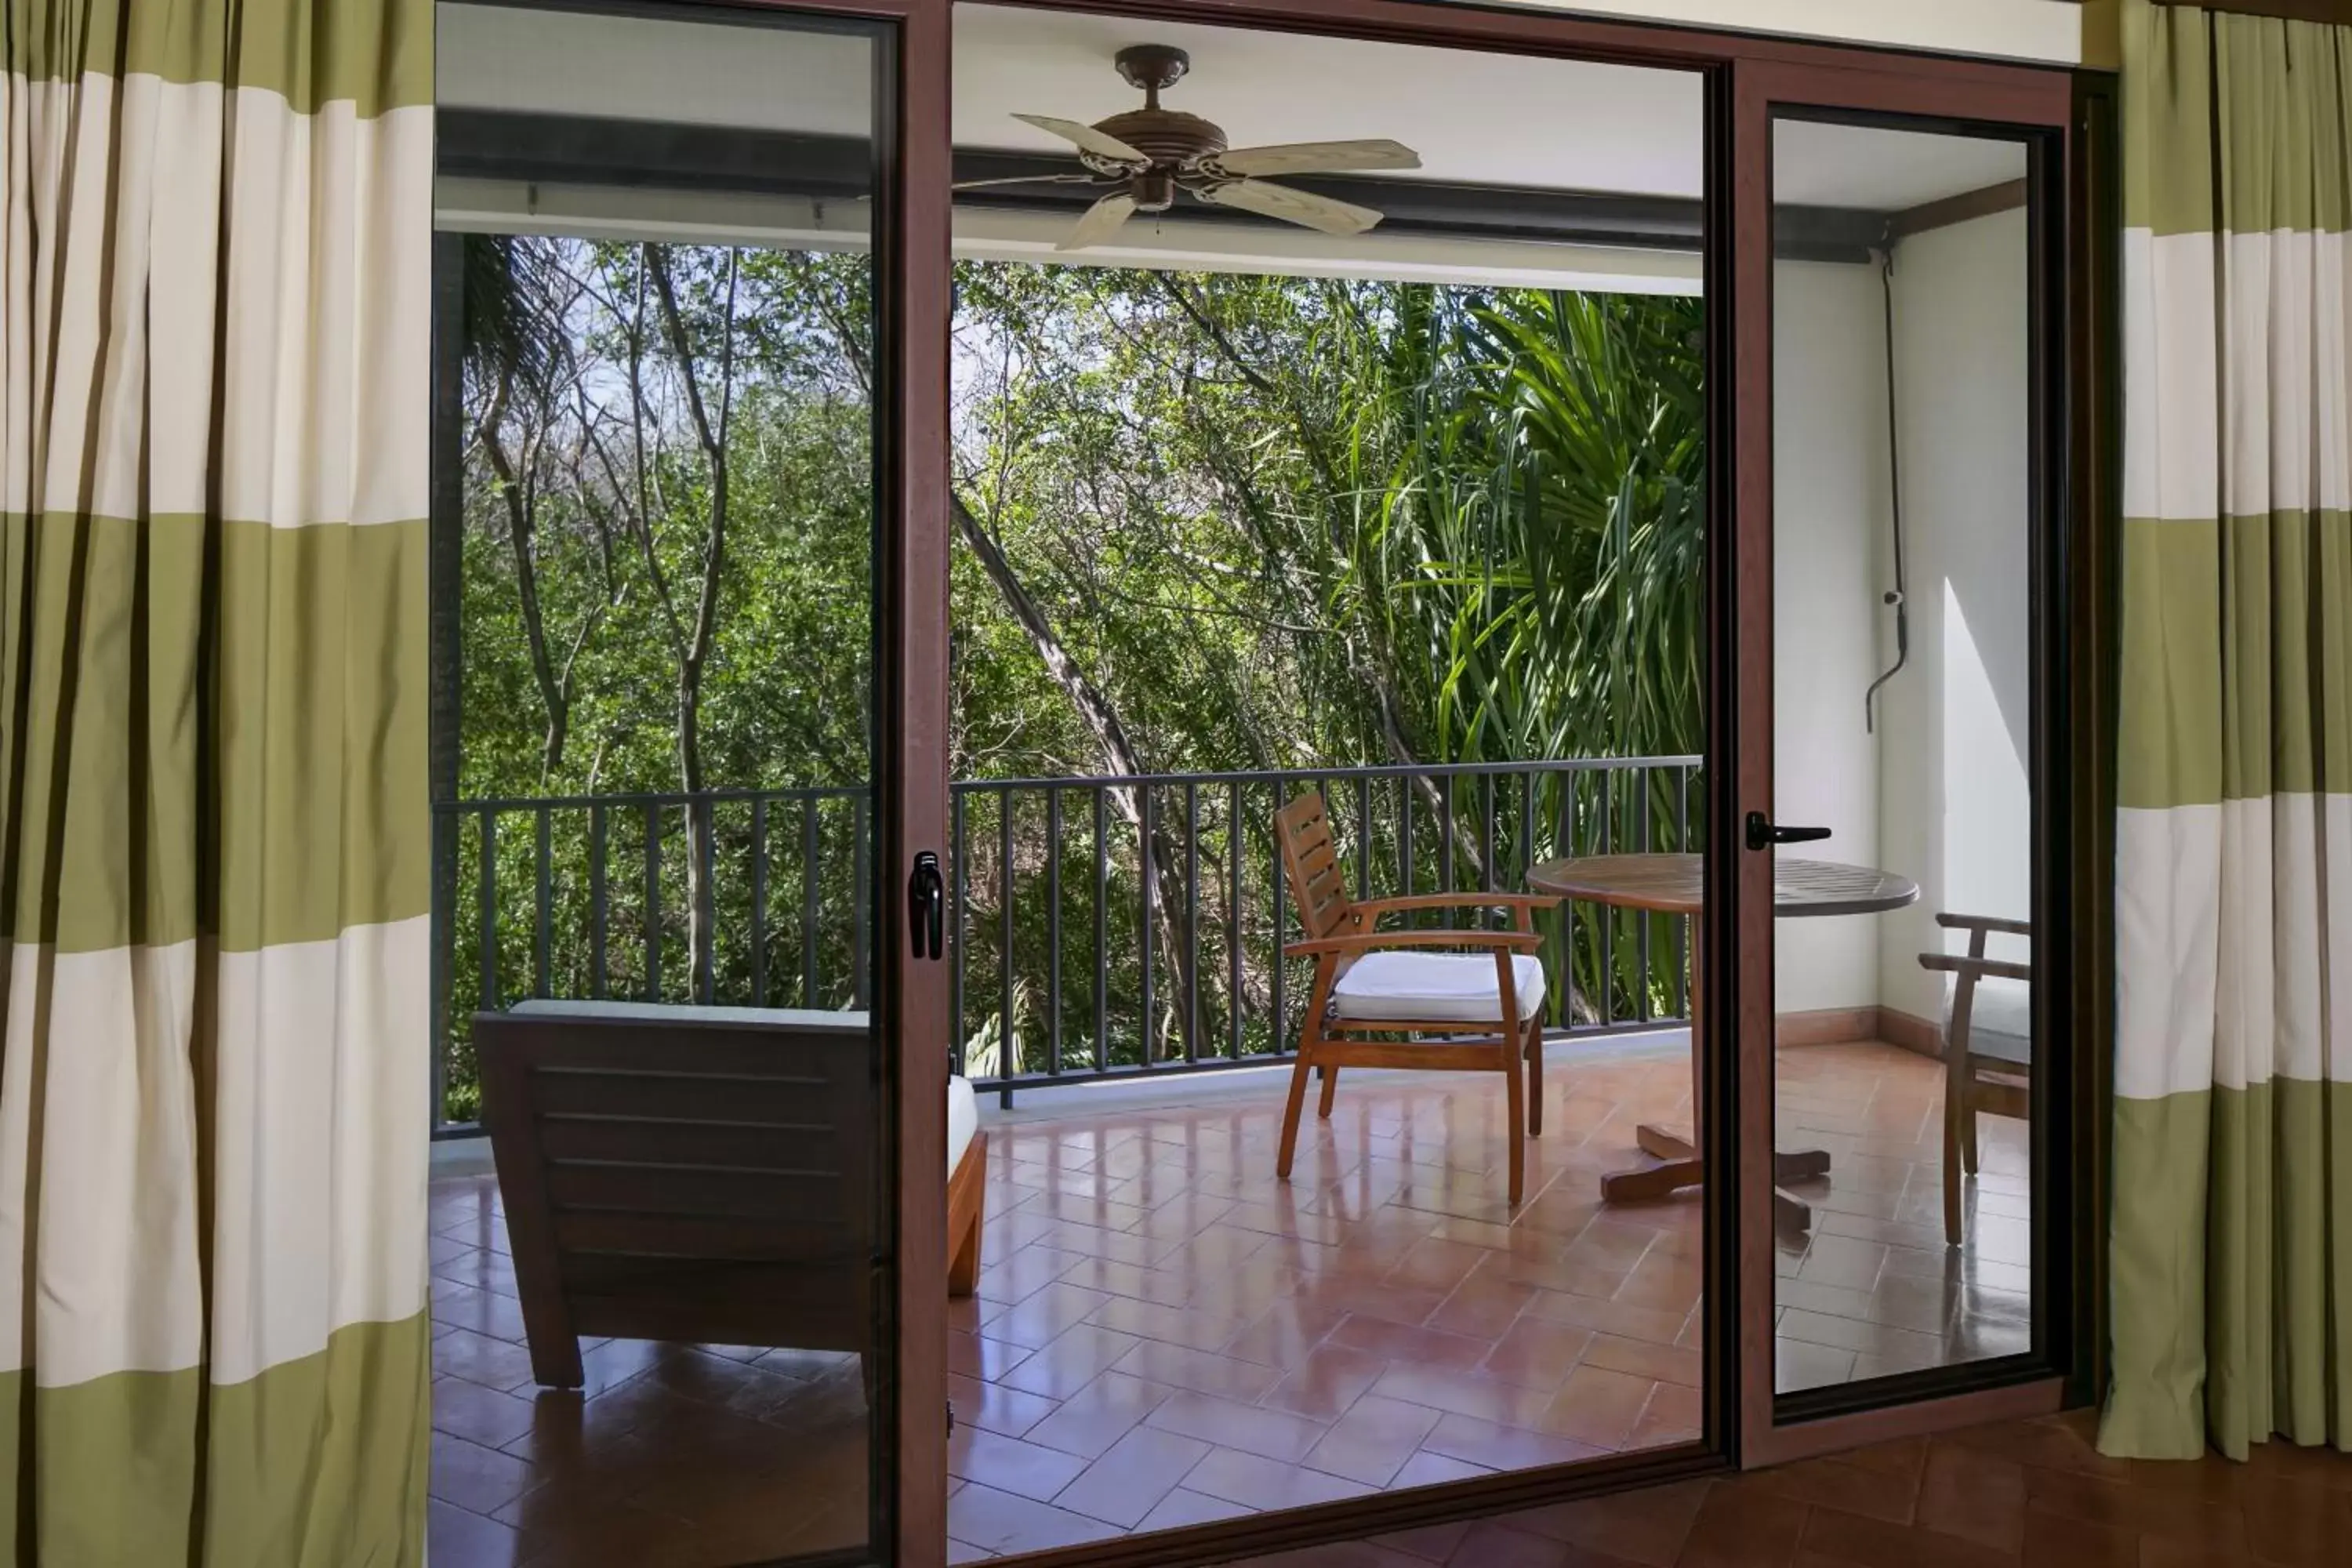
[426,1035,2033,1566]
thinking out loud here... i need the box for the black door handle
[1745,813,1831,852]
[909,851,944,959]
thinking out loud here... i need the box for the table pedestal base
[1599,1123,1828,1232]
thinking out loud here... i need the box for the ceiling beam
[437,109,1889,265]
[1886,178,2027,241]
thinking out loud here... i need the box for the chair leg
[1942,1073,1964,1248]
[1276,1045,1316,1181]
[1959,1091,1980,1174]
[1524,1018,1544,1137]
[1503,1037,1526,1207]
[1317,1062,1339,1118]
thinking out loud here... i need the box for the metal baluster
[1399,775,1416,906]
[750,798,768,1007]
[534,806,553,998]
[1270,775,1287,1059]
[1520,769,1536,882]
[1228,780,1243,1062]
[1676,765,1691,1019]
[477,810,499,1012]
[1093,786,1109,1074]
[590,803,608,998]
[1047,786,1063,1078]
[1000,789,1015,1102]
[1638,769,1653,1022]
[1598,770,1614,1025]
[1140,785,1156,1070]
[803,794,822,1007]
[431,807,453,1128]
[951,790,966,1065]
[697,802,717,1005]
[1439,771,1455,894]
[1480,772,1496,895]
[1184,781,1200,1065]
[1354,775,1373,897]
[644,802,662,1001]
[852,795,870,1009]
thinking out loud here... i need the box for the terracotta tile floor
[426,1034,2035,1565]
[1770,1041,2034,1390]
[1220,1409,2352,1567]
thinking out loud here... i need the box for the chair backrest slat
[1276,792,1356,941]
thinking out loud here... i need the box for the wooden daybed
[474,1000,986,1389]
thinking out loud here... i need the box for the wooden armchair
[1918,913,2032,1247]
[1273,791,1562,1205]
[475,1000,988,1390]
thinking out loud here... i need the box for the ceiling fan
[958,44,1423,252]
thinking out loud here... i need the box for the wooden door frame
[550,1,2117,1561]
[1724,55,2110,1467]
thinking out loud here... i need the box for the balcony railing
[432,756,1704,1134]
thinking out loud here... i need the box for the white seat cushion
[1330,951,1547,1024]
[948,1076,978,1174]
[1946,976,2031,1066]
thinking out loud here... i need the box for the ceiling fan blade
[953,173,1100,191]
[1012,114,1149,167]
[1058,192,1138,252]
[1200,139,1422,180]
[1199,179,1383,237]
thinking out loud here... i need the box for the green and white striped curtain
[2107,0,2352,1461]
[1,0,432,1559]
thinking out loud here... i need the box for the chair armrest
[1285,930,1543,959]
[1354,893,1563,916]
[1920,953,2033,982]
[1934,912,2032,938]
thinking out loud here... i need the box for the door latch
[908,851,945,959]
[1744,813,1832,852]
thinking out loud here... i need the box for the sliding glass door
[429,0,952,1562]
[1727,59,2093,1459]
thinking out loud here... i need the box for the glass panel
[431,3,887,1561]
[1769,117,2034,1394]
[943,3,1711,1544]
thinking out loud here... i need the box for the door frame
[439,1,2118,1562]
[1723,56,2112,1466]
[892,9,2110,1563]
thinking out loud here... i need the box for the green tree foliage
[442,240,1703,1120]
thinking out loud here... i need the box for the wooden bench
[474,1000,986,1389]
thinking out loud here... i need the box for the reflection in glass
[433,3,886,1560]
[1768,118,2034,1394]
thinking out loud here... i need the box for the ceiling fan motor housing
[1087,109,1226,172]
[1083,43,1225,180]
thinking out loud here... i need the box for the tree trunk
[480,365,572,785]
[952,492,1197,1061]
[646,245,739,1001]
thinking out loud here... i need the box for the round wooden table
[1525,852,1919,1231]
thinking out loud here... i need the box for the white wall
[1499,0,2079,64]
[1770,263,1889,1016]
[1873,208,2034,1024]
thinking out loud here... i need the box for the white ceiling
[953,5,1703,197]
[1775,119,2027,210]
[437,2,2029,212]
[437,5,877,135]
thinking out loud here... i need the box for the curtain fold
[2107,0,2352,1462]
[0,0,432,1559]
